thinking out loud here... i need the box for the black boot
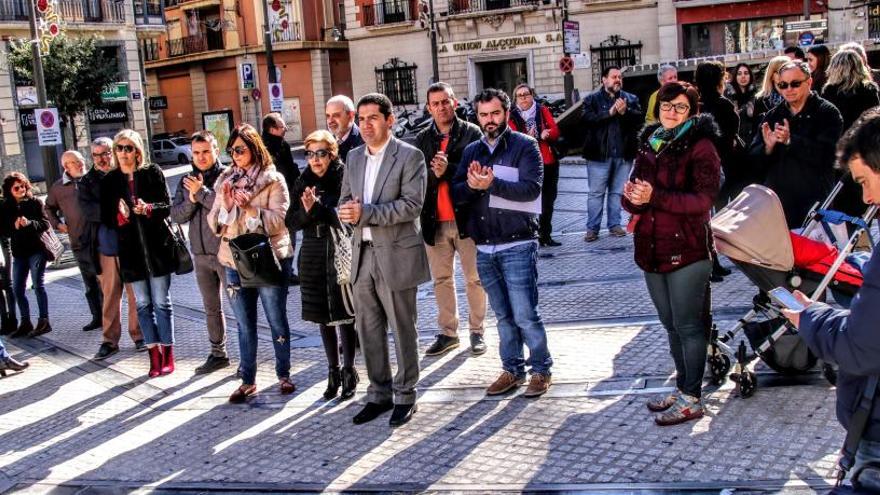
[28,318,52,338]
[323,367,341,400]
[711,256,730,282]
[11,320,33,339]
[340,367,359,401]
[0,316,16,336]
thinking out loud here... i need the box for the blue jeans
[226,257,292,385]
[586,158,632,232]
[0,335,8,360]
[130,274,174,345]
[13,253,48,320]
[476,242,552,376]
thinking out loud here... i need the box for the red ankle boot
[160,345,174,375]
[148,346,163,378]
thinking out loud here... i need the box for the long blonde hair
[825,49,875,94]
[112,129,150,171]
[756,56,792,99]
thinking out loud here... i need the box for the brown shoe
[229,384,257,404]
[486,371,525,396]
[609,226,627,237]
[523,373,552,398]
[279,378,296,395]
[583,230,598,242]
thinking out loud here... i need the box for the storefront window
[683,16,823,59]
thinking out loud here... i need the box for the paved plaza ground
[0,162,845,493]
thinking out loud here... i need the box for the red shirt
[435,135,455,222]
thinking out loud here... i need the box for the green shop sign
[101,82,129,102]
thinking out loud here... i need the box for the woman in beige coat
[208,123,295,403]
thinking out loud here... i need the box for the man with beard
[452,88,553,398]
[326,95,363,162]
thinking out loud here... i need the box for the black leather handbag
[166,220,194,275]
[228,232,283,288]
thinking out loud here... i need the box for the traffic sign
[559,56,574,74]
[240,63,255,89]
[252,88,262,100]
[269,83,283,112]
[35,108,62,146]
[798,32,815,47]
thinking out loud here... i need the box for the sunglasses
[305,150,330,159]
[228,145,249,156]
[776,79,808,90]
[115,144,136,153]
[659,102,691,114]
[11,184,26,192]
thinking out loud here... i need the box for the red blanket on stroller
[789,232,864,288]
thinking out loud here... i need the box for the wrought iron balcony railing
[165,31,223,58]
[361,0,417,27]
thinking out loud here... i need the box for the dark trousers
[539,164,560,239]
[74,249,103,321]
[0,238,14,321]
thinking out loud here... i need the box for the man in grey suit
[338,93,430,427]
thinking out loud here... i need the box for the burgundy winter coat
[622,114,722,273]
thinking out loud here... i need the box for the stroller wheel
[708,353,732,385]
[822,363,838,386]
[736,371,758,398]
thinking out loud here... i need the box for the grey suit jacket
[340,137,431,290]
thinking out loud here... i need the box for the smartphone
[768,287,806,312]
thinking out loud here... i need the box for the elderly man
[45,150,102,331]
[79,137,144,359]
[749,60,843,228]
[326,95,363,162]
[645,64,678,124]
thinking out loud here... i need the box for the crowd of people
[0,43,878,468]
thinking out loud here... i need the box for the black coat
[749,93,843,228]
[580,88,644,161]
[413,118,483,245]
[0,197,50,259]
[286,160,351,324]
[337,125,364,163]
[76,167,104,276]
[100,164,177,282]
[262,132,301,193]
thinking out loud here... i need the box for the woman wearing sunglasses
[0,172,52,338]
[622,82,721,426]
[100,129,179,377]
[208,123,294,403]
[286,130,358,401]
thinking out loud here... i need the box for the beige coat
[207,164,292,269]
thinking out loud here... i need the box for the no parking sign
[36,108,61,146]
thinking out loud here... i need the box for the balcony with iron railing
[271,20,302,42]
[142,39,161,61]
[447,0,542,15]
[361,0,418,27]
[134,0,165,26]
[165,30,223,58]
[0,0,125,22]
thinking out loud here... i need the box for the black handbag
[166,220,194,275]
[228,232,283,288]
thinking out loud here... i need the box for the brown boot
[523,373,552,398]
[0,356,29,377]
[27,318,52,338]
[486,371,525,396]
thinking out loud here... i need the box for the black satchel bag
[166,219,194,275]
[228,232,283,288]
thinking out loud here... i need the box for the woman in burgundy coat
[623,82,721,426]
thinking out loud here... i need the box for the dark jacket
[170,162,225,256]
[700,94,740,166]
[622,114,722,273]
[413,117,483,245]
[100,164,177,282]
[45,174,88,252]
[337,125,364,163]
[262,132,301,193]
[748,92,843,228]
[581,88,643,161]
[508,103,561,166]
[452,129,543,245]
[77,167,107,275]
[725,85,758,145]
[0,197,50,259]
[285,160,350,324]
[800,248,880,441]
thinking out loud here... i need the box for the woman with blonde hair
[754,55,792,121]
[100,129,179,377]
[286,129,358,401]
[208,123,294,403]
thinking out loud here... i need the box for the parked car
[151,137,192,165]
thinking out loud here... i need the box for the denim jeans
[13,253,48,320]
[644,259,711,398]
[854,438,880,485]
[476,242,552,376]
[0,335,8,360]
[130,274,174,345]
[586,158,632,232]
[226,257,292,385]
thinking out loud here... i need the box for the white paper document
[488,165,542,214]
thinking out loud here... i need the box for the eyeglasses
[515,93,532,99]
[228,145,249,156]
[305,149,330,159]
[91,151,111,158]
[115,144,135,153]
[776,79,809,90]
[659,102,691,114]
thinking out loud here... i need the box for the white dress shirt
[361,136,392,241]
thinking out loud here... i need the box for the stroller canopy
[711,185,794,272]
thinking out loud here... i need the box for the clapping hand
[13,216,29,229]
[222,181,235,211]
[338,196,362,225]
[761,122,780,153]
[625,179,653,206]
[183,173,204,203]
[466,161,494,190]
[118,198,130,219]
[301,186,318,213]
[773,119,791,146]
[431,152,449,178]
[132,198,150,216]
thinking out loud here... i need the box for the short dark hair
[426,82,455,100]
[837,108,880,173]
[602,65,621,78]
[473,88,511,112]
[190,130,219,150]
[784,45,805,60]
[656,82,700,118]
[261,112,285,135]
[357,93,394,119]
[695,60,726,97]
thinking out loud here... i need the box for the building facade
[143,0,351,146]
[0,0,154,182]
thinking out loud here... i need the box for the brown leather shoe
[486,371,525,396]
[523,373,552,398]
[229,384,257,404]
[279,378,295,395]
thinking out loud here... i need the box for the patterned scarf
[516,101,538,136]
[225,162,262,197]
[648,118,695,153]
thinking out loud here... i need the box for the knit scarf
[225,162,262,197]
[516,101,538,136]
[648,118,695,153]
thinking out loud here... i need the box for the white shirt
[361,136,391,241]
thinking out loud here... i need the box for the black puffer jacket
[0,197,50,259]
[286,160,351,324]
[100,164,177,282]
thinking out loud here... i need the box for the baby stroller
[707,183,877,397]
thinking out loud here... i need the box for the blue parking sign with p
[240,63,255,90]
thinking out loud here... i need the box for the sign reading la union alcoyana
[439,32,563,57]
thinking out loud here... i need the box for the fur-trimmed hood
[637,113,721,153]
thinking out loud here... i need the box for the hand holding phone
[769,287,807,312]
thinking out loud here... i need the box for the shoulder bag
[228,228,284,288]
[166,219,194,275]
[329,221,355,316]
[40,229,65,262]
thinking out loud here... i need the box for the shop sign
[88,102,129,124]
[784,19,827,33]
[438,31,563,56]
[101,82,130,102]
[149,96,168,110]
